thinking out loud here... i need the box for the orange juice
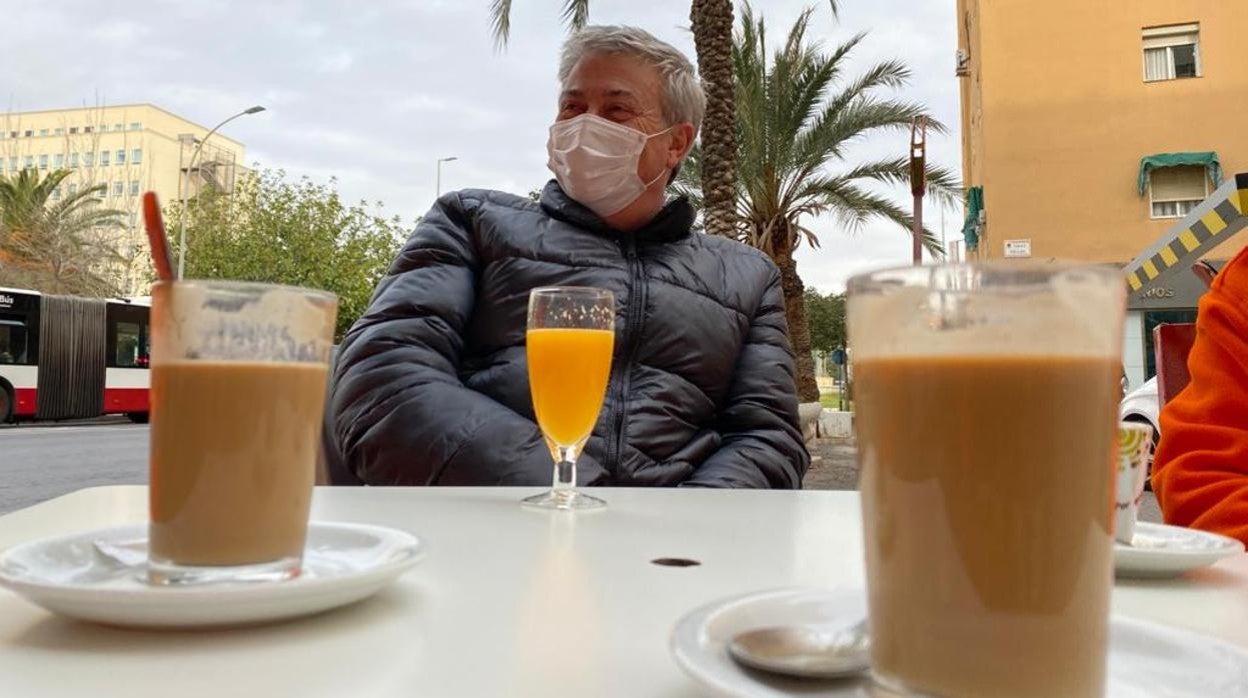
[527,328,614,446]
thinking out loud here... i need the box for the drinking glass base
[147,555,302,586]
[521,489,607,511]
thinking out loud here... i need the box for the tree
[676,4,960,401]
[167,168,406,340]
[804,289,845,355]
[0,168,127,296]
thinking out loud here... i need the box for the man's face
[557,52,691,183]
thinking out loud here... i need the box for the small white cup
[1115,423,1152,545]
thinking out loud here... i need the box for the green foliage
[0,168,127,296]
[804,288,845,353]
[489,0,591,48]
[675,3,960,255]
[166,168,406,340]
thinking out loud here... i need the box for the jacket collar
[539,180,695,244]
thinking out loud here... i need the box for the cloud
[317,51,355,74]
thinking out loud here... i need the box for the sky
[5,0,963,292]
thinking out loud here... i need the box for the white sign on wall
[1003,239,1032,258]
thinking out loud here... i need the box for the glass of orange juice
[522,286,615,510]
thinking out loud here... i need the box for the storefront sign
[1127,259,1224,310]
[0,294,13,309]
[1003,239,1031,258]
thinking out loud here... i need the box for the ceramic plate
[0,521,423,628]
[1115,522,1244,579]
[671,588,1248,698]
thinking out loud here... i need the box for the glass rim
[847,260,1123,293]
[529,285,614,298]
[154,279,338,303]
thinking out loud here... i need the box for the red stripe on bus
[103,388,149,414]
[13,388,37,416]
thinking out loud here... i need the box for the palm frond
[488,0,513,50]
[561,0,591,31]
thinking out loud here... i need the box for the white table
[1,486,1245,697]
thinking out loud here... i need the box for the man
[1153,246,1248,544]
[324,26,808,488]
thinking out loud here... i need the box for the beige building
[0,103,247,295]
[956,1,1248,387]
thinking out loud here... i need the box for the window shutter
[1150,166,1207,201]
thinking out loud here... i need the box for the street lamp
[436,156,458,197]
[177,105,266,279]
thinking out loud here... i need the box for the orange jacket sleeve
[1152,245,1248,545]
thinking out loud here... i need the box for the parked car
[1119,377,1160,485]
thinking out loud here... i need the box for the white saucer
[1115,522,1244,579]
[671,588,1248,698]
[0,522,423,628]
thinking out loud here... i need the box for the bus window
[0,320,28,364]
[115,322,142,367]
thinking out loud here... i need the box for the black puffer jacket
[325,182,808,488]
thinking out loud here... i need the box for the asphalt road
[0,422,149,515]
[0,424,1161,524]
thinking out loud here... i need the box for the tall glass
[148,280,338,584]
[848,262,1124,698]
[522,287,615,511]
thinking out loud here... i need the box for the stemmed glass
[522,286,615,510]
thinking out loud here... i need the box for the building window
[100,151,111,166]
[69,183,78,196]
[23,130,32,137]
[39,128,49,137]
[83,152,94,167]
[113,181,124,197]
[1143,24,1200,81]
[1150,165,1208,218]
[51,187,61,200]
[23,156,33,169]
[7,131,16,138]
[69,127,78,134]
[114,123,124,131]
[69,152,79,167]
[95,185,106,200]
[131,148,142,164]
[116,149,126,165]
[129,212,138,227]
[129,122,141,131]
[130,179,140,196]
[54,127,64,136]
[100,124,109,133]
[84,126,93,134]
[53,153,64,168]
[38,155,48,170]
[7,157,15,172]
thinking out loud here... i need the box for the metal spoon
[728,619,870,679]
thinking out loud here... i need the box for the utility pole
[909,117,928,266]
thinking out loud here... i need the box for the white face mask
[546,113,673,218]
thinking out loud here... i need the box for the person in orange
[1152,245,1248,545]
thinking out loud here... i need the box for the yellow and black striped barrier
[1124,172,1248,294]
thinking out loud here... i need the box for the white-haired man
[325,26,808,488]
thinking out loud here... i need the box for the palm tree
[0,168,127,296]
[677,4,961,402]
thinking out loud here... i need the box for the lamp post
[436,156,458,197]
[177,105,266,279]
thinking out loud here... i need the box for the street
[0,423,1161,523]
[0,423,149,515]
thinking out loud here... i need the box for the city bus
[0,286,150,423]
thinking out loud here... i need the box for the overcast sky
[7,0,963,292]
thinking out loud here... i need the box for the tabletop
[1,486,1246,697]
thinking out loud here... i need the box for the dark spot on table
[651,557,701,567]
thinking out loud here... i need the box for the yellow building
[0,103,247,295]
[956,0,1248,387]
